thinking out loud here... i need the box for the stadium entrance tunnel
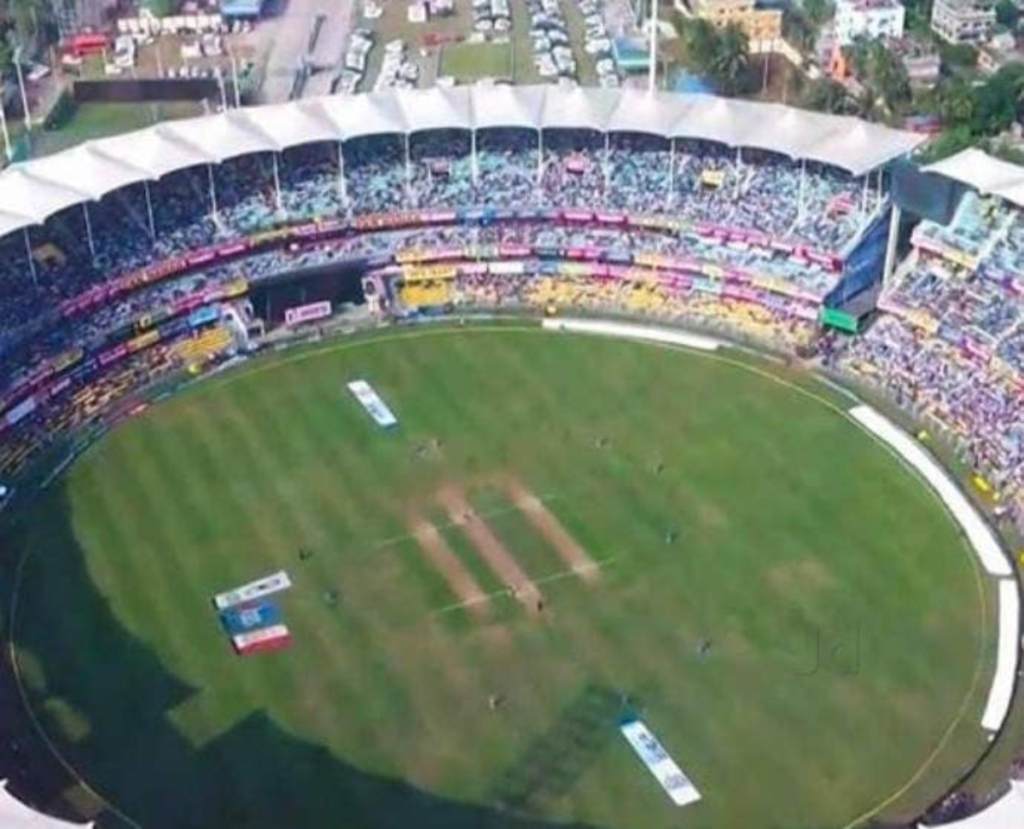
[247,259,368,328]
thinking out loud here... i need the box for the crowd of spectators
[395,265,818,350]
[826,199,1024,531]
[0,130,871,355]
[2,125,986,533]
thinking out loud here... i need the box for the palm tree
[711,23,750,95]
[682,18,720,70]
[803,78,852,114]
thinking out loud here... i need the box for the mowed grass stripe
[191,373,410,811]
[108,417,281,791]
[56,431,207,793]
[220,372,413,755]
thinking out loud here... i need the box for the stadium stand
[2,88,1024,829]
[826,149,1024,533]
[0,88,1019,547]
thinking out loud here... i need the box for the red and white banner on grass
[284,300,332,326]
[232,624,292,656]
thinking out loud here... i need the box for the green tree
[845,39,911,115]
[711,22,751,94]
[996,0,1019,28]
[803,77,852,113]
[0,35,11,76]
[934,77,975,122]
[783,9,817,52]
[939,42,978,73]
[681,18,720,70]
[803,0,834,28]
[919,124,975,161]
[872,41,912,111]
[970,62,1024,134]
[904,0,934,35]
[1,0,40,46]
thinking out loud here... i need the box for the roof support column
[734,148,743,201]
[82,203,96,259]
[337,141,349,211]
[404,133,412,205]
[22,227,36,285]
[666,137,675,210]
[143,180,157,239]
[536,129,544,189]
[471,129,478,187]
[875,168,884,212]
[271,151,283,213]
[207,163,219,219]
[882,203,901,287]
[603,132,611,198]
[797,159,806,222]
[860,174,869,217]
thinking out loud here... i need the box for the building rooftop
[837,0,904,12]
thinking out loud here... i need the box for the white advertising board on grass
[620,719,701,807]
[347,379,398,428]
[213,570,292,610]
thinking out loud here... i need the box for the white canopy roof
[0,168,92,224]
[316,91,406,139]
[472,85,546,130]
[158,110,279,160]
[396,86,472,133]
[924,148,1024,209]
[0,208,36,236]
[0,782,92,828]
[244,101,341,148]
[918,781,1024,829]
[87,126,213,178]
[0,86,924,235]
[606,90,682,136]
[540,86,620,132]
[20,143,153,202]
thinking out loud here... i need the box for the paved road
[258,0,357,102]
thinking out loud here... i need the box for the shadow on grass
[2,483,607,829]
[488,684,624,815]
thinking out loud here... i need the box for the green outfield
[8,324,997,829]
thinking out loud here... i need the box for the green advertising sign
[820,307,860,334]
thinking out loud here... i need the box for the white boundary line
[542,317,722,351]
[849,405,1017,733]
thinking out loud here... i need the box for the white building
[834,0,906,45]
[930,0,995,43]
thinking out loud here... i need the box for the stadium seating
[1,90,1023,539]
[826,198,1024,529]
